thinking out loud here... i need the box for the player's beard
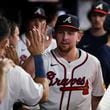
[58,44,72,53]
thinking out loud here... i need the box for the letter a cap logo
[63,17,72,23]
[55,14,80,31]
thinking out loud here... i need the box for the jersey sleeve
[92,60,105,96]
[9,66,43,106]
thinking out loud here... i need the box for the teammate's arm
[21,55,35,78]
[92,96,102,110]
[26,26,49,102]
[92,60,105,110]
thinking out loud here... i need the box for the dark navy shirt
[77,29,108,56]
[96,44,110,88]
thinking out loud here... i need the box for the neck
[56,48,79,62]
[91,28,106,36]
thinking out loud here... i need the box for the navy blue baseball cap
[90,1,109,15]
[27,7,47,21]
[55,14,80,31]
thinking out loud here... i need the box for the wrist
[34,55,46,78]
[31,52,43,56]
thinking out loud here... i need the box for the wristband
[34,54,46,77]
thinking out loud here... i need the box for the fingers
[28,30,35,46]
[27,27,44,44]
[25,38,30,49]
[26,26,45,55]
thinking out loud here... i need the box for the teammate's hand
[26,26,45,56]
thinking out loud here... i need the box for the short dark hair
[0,16,10,41]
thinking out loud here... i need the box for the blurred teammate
[95,14,110,88]
[78,1,109,56]
[0,16,49,110]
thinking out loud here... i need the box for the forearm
[26,28,49,101]
[21,56,35,78]
[92,96,102,110]
[34,54,49,102]
[34,77,49,102]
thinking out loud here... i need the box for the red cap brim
[59,25,79,31]
[93,9,108,15]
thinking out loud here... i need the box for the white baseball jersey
[97,85,110,110]
[16,34,30,65]
[0,65,43,110]
[40,49,104,110]
[44,38,57,54]
[20,34,57,53]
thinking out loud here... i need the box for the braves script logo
[47,71,89,95]
[63,17,72,23]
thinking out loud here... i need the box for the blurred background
[0,0,109,33]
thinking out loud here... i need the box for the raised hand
[26,27,45,55]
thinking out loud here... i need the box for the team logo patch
[63,17,72,23]
[96,4,103,10]
[34,9,42,15]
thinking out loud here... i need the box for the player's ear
[77,31,84,42]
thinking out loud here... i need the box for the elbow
[34,78,49,103]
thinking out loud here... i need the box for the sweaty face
[91,13,106,29]
[55,27,79,53]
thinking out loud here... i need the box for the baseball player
[20,7,57,77]
[27,14,105,110]
[95,13,110,89]
[0,16,49,110]
[5,21,30,66]
[21,7,57,55]
[77,1,109,56]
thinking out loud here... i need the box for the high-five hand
[27,27,45,55]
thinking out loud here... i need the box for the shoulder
[81,49,100,64]
[8,65,31,81]
[88,52,101,65]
